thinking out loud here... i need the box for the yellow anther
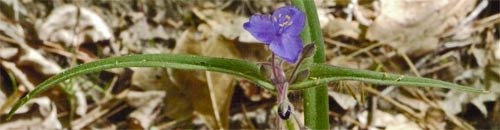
[278,15,293,27]
[285,15,291,20]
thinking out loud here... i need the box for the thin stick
[346,42,383,59]
[206,72,224,129]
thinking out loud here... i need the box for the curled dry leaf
[0,14,62,75]
[126,90,166,129]
[0,97,62,130]
[192,8,259,43]
[328,91,357,110]
[119,13,174,53]
[357,110,420,130]
[0,47,18,60]
[37,5,113,47]
[17,46,62,75]
[366,0,477,55]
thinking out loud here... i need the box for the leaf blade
[290,64,486,93]
[7,54,272,119]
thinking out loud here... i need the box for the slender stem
[288,56,305,83]
[291,0,329,129]
[271,53,281,93]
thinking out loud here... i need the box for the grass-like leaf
[291,64,486,93]
[6,54,486,120]
[6,54,272,119]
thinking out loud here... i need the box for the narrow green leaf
[7,54,272,119]
[290,64,486,93]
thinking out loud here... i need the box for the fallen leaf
[0,97,62,130]
[0,47,18,60]
[167,23,240,129]
[366,0,477,55]
[37,5,113,47]
[323,18,361,39]
[0,13,62,76]
[126,90,166,129]
[192,7,259,43]
[357,110,420,130]
[328,91,357,110]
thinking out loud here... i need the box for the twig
[71,90,129,130]
[329,111,363,128]
[398,51,421,77]
[240,105,256,129]
[0,33,95,62]
[364,87,419,119]
[346,42,383,59]
[459,0,489,28]
[324,38,359,50]
[156,115,194,129]
[397,51,437,107]
[443,0,491,37]
[420,61,454,76]
[205,72,224,129]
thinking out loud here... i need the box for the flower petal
[273,6,305,36]
[269,35,303,63]
[243,15,276,44]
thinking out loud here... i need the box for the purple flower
[243,6,305,63]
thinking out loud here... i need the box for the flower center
[274,14,293,34]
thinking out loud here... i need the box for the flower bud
[301,44,315,58]
[292,69,310,83]
[260,63,273,79]
[278,102,292,119]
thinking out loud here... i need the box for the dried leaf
[328,91,357,110]
[192,8,259,43]
[367,0,477,55]
[167,23,240,129]
[17,46,62,75]
[0,9,62,76]
[0,47,18,60]
[126,90,166,129]
[323,18,360,39]
[357,110,420,130]
[38,5,113,46]
[0,97,62,129]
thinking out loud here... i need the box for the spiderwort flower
[243,6,305,63]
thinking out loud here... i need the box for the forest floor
[0,0,500,129]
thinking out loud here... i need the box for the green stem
[285,119,296,130]
[291,0,329,129]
